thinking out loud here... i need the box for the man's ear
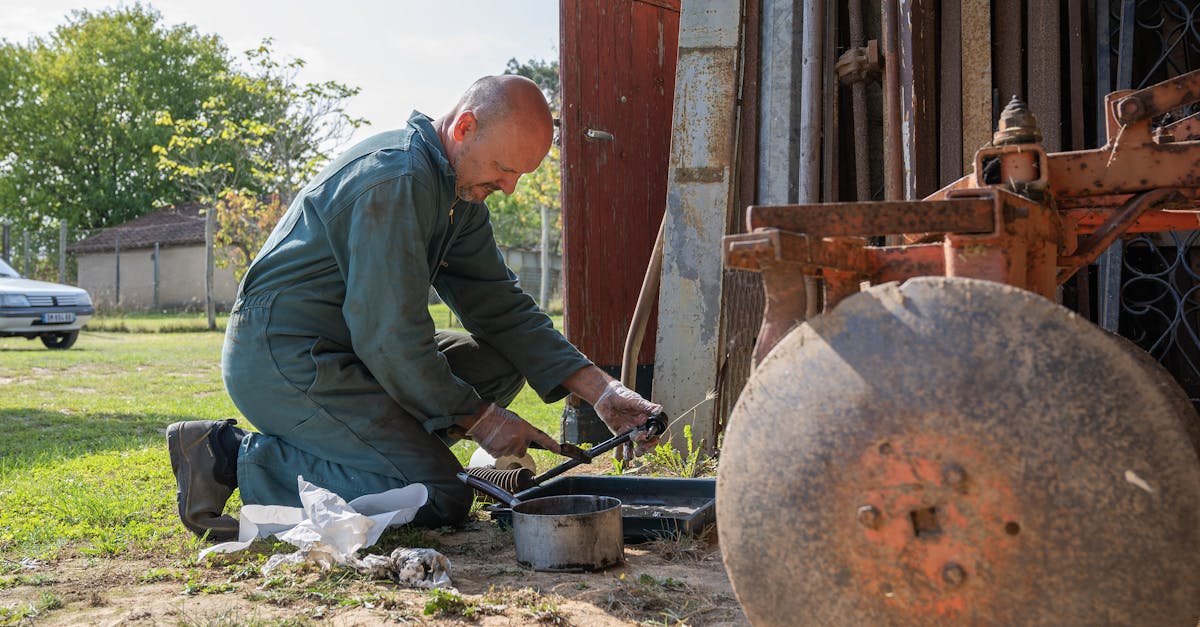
[452,111,477,141]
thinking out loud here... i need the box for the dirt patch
[1,521,747,626]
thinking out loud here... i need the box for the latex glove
[594,380,663,460]
[466,403,560,459]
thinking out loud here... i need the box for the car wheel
[40,331,79,350]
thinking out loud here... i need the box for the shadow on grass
[0,406,236,473]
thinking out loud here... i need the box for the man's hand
[465,403,561,458]
[594,380,663,459]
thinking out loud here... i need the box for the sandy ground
[0,517,748,626]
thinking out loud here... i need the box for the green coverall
[221,112,591,526]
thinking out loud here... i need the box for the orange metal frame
[727,69,1200,364]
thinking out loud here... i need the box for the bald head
[456,75,553,149]
[436,75,555,202]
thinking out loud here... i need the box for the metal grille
[1102,0,1200,407]
[24,295,77,307]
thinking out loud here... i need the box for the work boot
[166,419,245,541]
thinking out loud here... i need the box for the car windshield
[0,258,19,279]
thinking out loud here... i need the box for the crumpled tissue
[355,547,453,589]
[198,475,441,584]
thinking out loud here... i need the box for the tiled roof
[67,203,209,253]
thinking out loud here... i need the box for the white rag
[198,475,428,566]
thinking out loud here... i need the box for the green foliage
[0,591,63,623]
[487,144,562,253]
[424,588,485,619]
[488,58,563,254]
[0,10,364,283]
[154,38,365,278]
[0,5,229,232]
[645,425,717,478]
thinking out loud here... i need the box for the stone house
[66,204,239,310]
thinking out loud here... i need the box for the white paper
[199,475,428,563]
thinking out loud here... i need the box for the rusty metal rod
[882,0,903,200]
[748,198,995,236]
[1058,189,1186,280]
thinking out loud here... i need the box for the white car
[0,257,94,349]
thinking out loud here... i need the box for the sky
[0,0,560,147]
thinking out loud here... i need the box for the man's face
[453,117,549,203]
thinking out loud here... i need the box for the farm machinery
[716,69,1200,625]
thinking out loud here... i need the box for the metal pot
[457,471,624,572]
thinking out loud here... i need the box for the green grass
[87,311,232,333]
[0,310,569,562]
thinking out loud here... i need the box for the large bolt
[993,96,1043,146]
[1117,96,1143,123]
[942,562,967,587]
[856,505,882,530]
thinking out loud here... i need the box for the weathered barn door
[560,0,680,441]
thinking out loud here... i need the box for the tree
[492,58,562,306]
[0,5,230,233]
[490,58,562,253]
[233,39,366,206]
[487,143,562,253]
[155,40,365,326]
[158,39,364,263]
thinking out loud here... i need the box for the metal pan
[457,471,624,572]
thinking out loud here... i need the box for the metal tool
[526,411,669,488]
[536,440,589,462]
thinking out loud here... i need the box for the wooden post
[153,242,160,311]
[115,232,121,307]
[205,204,216,331]
[58,222,66,283]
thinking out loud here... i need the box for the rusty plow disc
[717,277,1200,626]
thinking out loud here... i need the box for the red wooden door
[560,0,679,384]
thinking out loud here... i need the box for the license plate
[42,312,75,324]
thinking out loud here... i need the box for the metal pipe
[849,0,870,201]
[821,0,838,202]
[798,0,824,203]
[800,0,826,318]
[1099,0,1137,333]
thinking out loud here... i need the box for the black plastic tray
[487,475,716,543]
